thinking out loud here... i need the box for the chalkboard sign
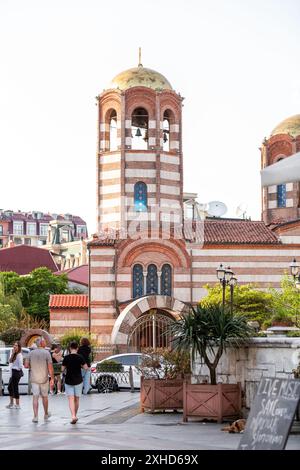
[239,377,300,450]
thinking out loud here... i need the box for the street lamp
[229,276,238,314]
[216,264,237,313]
[289,258,300,324]
[290,258,300,284]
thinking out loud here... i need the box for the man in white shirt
[25,337,54,423]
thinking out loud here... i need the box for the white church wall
[193,337,300,408]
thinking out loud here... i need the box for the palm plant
[170,303,253,385]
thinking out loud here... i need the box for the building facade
[0,209,87,249]
[261,114,300,226]
[50,62,300,355]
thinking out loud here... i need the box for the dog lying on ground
[221,419,246,433]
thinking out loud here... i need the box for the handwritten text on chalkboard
[239,377,300,450]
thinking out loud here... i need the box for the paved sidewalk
[0,392,299,450]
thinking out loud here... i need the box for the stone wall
[193,338,300,408]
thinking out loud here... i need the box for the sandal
[70,418,78,424]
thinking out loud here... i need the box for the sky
[0,0,299,233]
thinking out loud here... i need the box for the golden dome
[109,65,172,91]
[271,114,300,138]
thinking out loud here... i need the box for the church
[50,58,300,355]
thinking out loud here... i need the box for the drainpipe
[190,248,193,304]
[88,244,91,335]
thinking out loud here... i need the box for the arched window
[161,264,172,296]
[133,264,144,299]
[108,110,118,151]
[146,264,158,295]
[134,182,147,212]
[277,184,286,208]
[131,107,148,150]
[163,111,170,152]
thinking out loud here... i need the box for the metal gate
[127,309,175,352]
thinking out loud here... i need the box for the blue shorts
[64,383,82,397]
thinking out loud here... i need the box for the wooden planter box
[183,381,242,423]
[140,376,184,413]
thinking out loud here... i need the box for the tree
[22,268,69,320]
[0,305,17,332]
[269,275,300,325]
[170,304,253,385]
[201,283,274,326]
[0,268,69,322]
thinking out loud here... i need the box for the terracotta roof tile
[49,294,88,308]
[88,237,117,247]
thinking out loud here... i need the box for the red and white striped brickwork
[261,131,300,225]
[96,86,183,231]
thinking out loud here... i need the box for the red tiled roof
[0,245,58,275]
[202,219,280,245]
[54,264,88,286]
[268,218,300,228]
[88,237,117,247]
[49,294,88,308]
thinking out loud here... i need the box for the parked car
[0,347,30,395]
[91,353,144,393]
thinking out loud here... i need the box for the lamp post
[216,264,237,313]
[289,258,300,325]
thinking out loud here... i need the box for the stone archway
[111,295,189,348]
[20,329,53,348]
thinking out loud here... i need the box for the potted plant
[139,348,191,413]
[170,304,253,423]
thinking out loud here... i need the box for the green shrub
[0,327,25,345]
[96,360,123,372]
[137,348,191,379]
[59,329,96,362]
[261,319,272,330]
[252,331,267,337]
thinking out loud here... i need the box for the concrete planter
[140,376,184,413]
[183,381,242,423]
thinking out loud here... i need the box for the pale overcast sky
[0,0,299,233]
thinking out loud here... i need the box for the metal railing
[93,366,135,393]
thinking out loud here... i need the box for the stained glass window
[133,264,144,299]
[146,264,158,295]
[277,184,286,208]
[161,264,172,296]
[134,182,147,212]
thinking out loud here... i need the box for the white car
[0,347,30,395]
[91,353,144,392]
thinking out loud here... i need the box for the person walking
[62,341,88,424]
[6,341,23,409]
[78,337,92,395]
[25,337,54,423]
[50,344,63,394]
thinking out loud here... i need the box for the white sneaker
[6,404,14,409]
[32,416,38,423]
[57,391,62,395]
[14,405,21,409]
[44,412,51,420]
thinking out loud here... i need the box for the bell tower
[96,51,184,235]
[261,114,300,225]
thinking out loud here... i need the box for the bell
[135,127,142,137]
[163,131,168,143]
